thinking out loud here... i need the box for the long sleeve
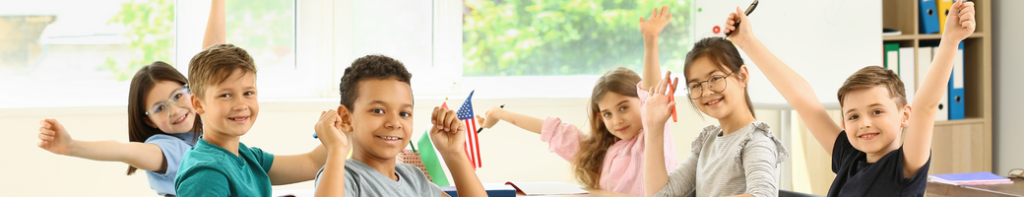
[540,116,583,162]
[741,133,782,197]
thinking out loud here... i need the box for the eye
[152,105,165,113]
[619,106,627,111]
[711,76,724,82]
[689,83,700,89]
[873,109,883,115]
[602,112,611,117]
[172,93,184,101]
[371,109,385,114]
[244,91,254,96]
[219,93,230,98]
[848,114,859,120]
[400,111,412,117]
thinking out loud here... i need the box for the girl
[35,2,225,196]
[642,8,789,197]
[37,61,201,197]
[475,7,680,195]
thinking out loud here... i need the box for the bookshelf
[882,0,993,175]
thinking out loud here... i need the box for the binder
[885,43,900,70]
[918,46,947,121]
[442,183,517,197]
[937,0,954,34]
[949,42,965,120]
[900,47,916,105]
[919,0,940,34]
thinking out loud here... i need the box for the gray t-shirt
[314,159,443,197]
[654,121,789,197]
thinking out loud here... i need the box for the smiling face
[194,68,259,137]
[144,80,196,134]
[595,92,643,141]
[686,56,749,119]
[342,78,415,161]
[841,85,909,155]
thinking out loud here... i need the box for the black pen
[477,104,504,134]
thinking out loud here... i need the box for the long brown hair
[125,61,202,175]
[682,37,756,118]
[573,67,642,189]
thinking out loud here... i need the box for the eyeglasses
[686,72,734,99]
[145,86,191,121]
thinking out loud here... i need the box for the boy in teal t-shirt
[174,44,333,196]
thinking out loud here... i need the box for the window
[460,0,695,98]
[0,0,175,108]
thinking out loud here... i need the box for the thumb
[950,0,963,11]
[640,17,646,23]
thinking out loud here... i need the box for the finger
[671,77,680,92]
[640,17,645,23]
[38,133,53,141]
[476,115,484,125]
[950,0,962,11]
[38,141,47,148]
[654,75,667,95]
[649,8,657,21]
[39,127,54,135]
[648,86,656,97]
[435,109,447,130]
[659,6,668,19]
[666,13,672,21]
[444,110,459,132]
[431,107,441,125]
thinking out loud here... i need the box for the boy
[311,55,486,197]
[175,44,330,196]
[722,0,975,196]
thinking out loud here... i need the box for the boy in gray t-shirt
[311,55,486,197]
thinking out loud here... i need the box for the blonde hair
[187,44,257,99]
[837,66,908,108]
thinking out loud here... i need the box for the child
[722,0,975,195]
[642,6,789,197]
[474,7,679,196]
[311,55,486,197]
[173,44,329,196]
[34,2,226,195]
[36,61,200,196]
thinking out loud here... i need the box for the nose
[384,112,402,130]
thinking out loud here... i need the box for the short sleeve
[175,166,231,196]
[540,116,583,161]
[246,147,275,173]
[831,131,857,173]
[145,134,191,176]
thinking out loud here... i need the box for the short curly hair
[339,55,413,111]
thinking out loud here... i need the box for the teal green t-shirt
[174,139,275,197]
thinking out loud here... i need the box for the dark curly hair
[339,55,413,111]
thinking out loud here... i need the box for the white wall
[992,0,1024,175]
[0,97,780,196]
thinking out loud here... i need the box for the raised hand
[644,71,679,130]
[38,118,73,155]
[941,0,976,42]
[430,106,466,156]
[314,110,348,152]
[639,6,672,40]
[475,106,502,129]
[724,6,756,47]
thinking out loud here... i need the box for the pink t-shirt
[540,83,678,196]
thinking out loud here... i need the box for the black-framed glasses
[686,72,734,99]
[145,86,191,121]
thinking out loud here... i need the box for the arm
[639,6,672,91]
[739,136,782,197]
[202,0,226,49]
[432,107,487,197]
[904,0,975,177]
[313,109,350,197]
[643,73,683,197]
[477,107,544,134]
[37,119,167,172]
[723,7,843,155]
[268,145,328,185]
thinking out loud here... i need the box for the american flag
[455,90,482,169]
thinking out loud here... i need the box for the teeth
[377,136,400,140]
[707,99,721,105]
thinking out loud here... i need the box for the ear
[738,65,751,86]
[900,104,912,128]
[337,105,354,132]
[191,94,205,115]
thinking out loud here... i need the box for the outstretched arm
[476,107,544,135]
[202,0,226,49]
[639,6,672,91]
[904,0,975,177]
[37,119,168,172]
[723,7,843,155]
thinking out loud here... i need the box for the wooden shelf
[934,118,985,126]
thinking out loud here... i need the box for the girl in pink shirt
[476,9,682,193]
